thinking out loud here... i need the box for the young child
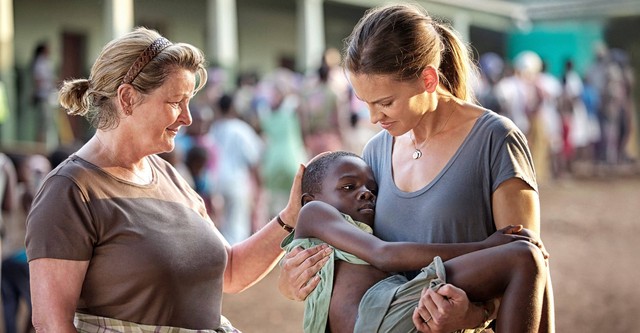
[281,151,549,333]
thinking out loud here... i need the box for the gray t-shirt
[363,110,537,259]
[26,154,227,329]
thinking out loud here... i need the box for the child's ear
[301,193,314,206]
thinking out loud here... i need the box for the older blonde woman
[26,27,301,333]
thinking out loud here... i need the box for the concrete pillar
[297,0,325,74]
[104,0,134,41]
[207,0,238,89]
[0,0,16,142]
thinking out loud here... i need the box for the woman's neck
[80,133,152,184]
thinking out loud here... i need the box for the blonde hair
[343,3,478,102]
[59,27,208,130]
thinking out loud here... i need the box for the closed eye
[379,100,393,108]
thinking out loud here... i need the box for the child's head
[301,151,378,225]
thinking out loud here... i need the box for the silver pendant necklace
[409,133,425,160]
[409,108,455,160]
[412,148,423,160]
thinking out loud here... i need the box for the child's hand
[481,225,529,249]
[515,227,550,260]
[482,225,549,260]
[482,225,538,248]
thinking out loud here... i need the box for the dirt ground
[222,165,640,333]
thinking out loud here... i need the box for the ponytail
[433,21,478,102]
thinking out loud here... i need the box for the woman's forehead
[348,72,411,102]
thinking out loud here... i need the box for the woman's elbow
[31,312,74,333]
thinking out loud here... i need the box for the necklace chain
[96,135,151,184]
[409,108,455,160]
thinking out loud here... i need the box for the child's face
[315,156,378,225]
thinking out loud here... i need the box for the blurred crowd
[475,44,637,183]
[0,42,637,332]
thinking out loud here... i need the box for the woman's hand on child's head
[281,164,306,228]
[278,244,332,301]
[281,154,332,228]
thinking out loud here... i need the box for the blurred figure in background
[609,48,637,164]
[3,153,51,333]
[184,145,220,221]
[174,98,220,217]
[476,52,505,115]
[585,43,635,171]
[30,41,57,146]
[536,61,564,179]
[0,152,18,235]
[495,52,535,139]
[560,58,593,173]
[496,51,550,183]
[257,78,307,221]
[322,47,351,106]
[233,71,262,134]
[299,65,344,157]
[211,93,263,244]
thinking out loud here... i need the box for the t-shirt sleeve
[490,126,538,193]
[26,175,97,261]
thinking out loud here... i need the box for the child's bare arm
[294,201,528,272]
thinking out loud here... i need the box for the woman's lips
[379,121,393,130]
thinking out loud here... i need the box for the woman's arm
[492,178,547,256]
[295,201,525,273]
[221,216,290,293]
[30,258,89,332]
[222,164,304,294]
[492,178,540,234]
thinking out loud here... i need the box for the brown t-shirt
[26,154,228,329]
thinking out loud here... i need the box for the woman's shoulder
[31,155,101,203]
[474,109,523,137]
[45,154,98,183]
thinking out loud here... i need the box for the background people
[30,41,57,146]
[210,93,264,244]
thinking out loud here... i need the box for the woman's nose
[180,103,193,126]
[368,106,383,124]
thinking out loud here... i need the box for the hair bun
[59,78,91,116]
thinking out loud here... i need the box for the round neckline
[71,154,157,187]
[387,110,489,197]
